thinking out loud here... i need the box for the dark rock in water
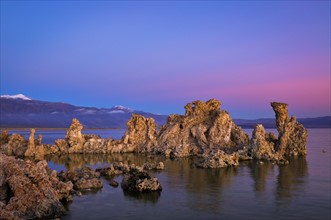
[0,153,73,220]
[121,170,162,192]
[109,180,119,187]
[58,167,102,191]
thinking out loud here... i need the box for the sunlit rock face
[0,133,27,157]
[271,102,308,158]
[0,99,308,168]
[65,118,86,153]
[250,124,277,160]
[250,102,308,163]
[122,114,158,153]
[0,153,73,220]
[156,99,249,158]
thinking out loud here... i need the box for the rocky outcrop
[121,170,162,192]
[122,114,158,153]
[58,167,102,191]
[0,130,9,145]
[250,124,277,160]
[0,133,27,157]
[271,102,308,158]
[0,99,308,168]
[0,153,73,220]
[156,99,249,158]
[24,128,36,157]
[250,102,308,163]
[65,118,86,153]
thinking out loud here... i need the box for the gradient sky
[1,1,330,118]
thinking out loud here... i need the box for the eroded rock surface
[121,170,162,192]
[58,167,102,191]
[271,102,308,158]
[123,114,158,153]
[0,99,308,168]
[65,118,86,153]
[0,153,73,220]
[196,150,239,168]
[156,99,249,160]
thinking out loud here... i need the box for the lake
[5,128,331,219]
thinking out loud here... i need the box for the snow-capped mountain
[0,95,167,128]
[1,94,32,100]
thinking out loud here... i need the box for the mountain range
[0,94,330,129]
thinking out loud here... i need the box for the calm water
[5,128,331,219]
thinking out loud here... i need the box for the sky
[1,0,330,118]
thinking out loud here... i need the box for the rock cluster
[58,167,103,191]
[250,102,308,163]
[96,161,165,178]
[121,170,162,192]
[156,99,249,162]
[0,99,308,168]
[0,153,73,220]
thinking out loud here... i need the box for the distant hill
[0,94,167,129]
[0,94,330,129]
[234,117,331,129]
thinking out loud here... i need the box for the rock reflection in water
[122,191,161,204]
[46,153,164,171]
[159,157,238,214]
[276,156,308,199]
[249,161,275,192]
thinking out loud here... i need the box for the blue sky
[1,0,330,118]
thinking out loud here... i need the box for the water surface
[5,128,331,219]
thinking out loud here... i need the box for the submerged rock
[0,153,73,220]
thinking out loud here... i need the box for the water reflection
[46,153,310,217]
[122,191,161,204]
[46,153,165,171]
[249,161,275,192]
[276,156,308,199]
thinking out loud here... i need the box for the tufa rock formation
[250,102,308,163]
[121,170,162,192]
[155,99,249,164]
[0,99,308,168]
[123,114,158,153]
[271,102,308,158]
[58,167,103,191]
[65,118,86,153]
[0,153,73,220]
